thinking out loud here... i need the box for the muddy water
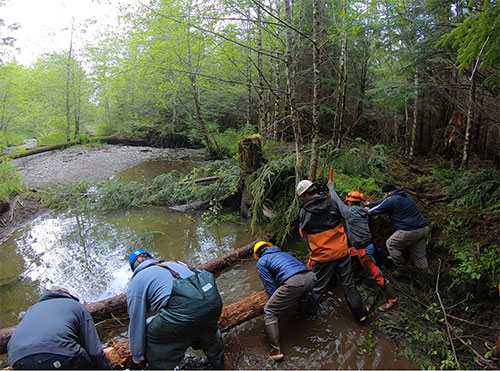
[0,207,250,328]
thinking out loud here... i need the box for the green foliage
[0,160,25,203]
[38,133,69,146]
[433,167,500,208]
[322,139,387,180]
[438,1,500,88]
[449,244,500,290]
[247,151,298,245]
[35,160,240,212]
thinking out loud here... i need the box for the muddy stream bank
[1,145,416,369]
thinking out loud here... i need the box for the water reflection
[114,159,202,183]
[0,207,250,328]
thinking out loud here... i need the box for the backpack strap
[155,261,200,278]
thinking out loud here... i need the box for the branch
[435,258,460,369]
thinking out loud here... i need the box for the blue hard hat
[129,249,153,270]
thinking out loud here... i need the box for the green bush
[36,160,240,212]
[322,138,388,179]
[0,160,24,203]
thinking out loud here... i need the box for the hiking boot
[378,299,398,312]
[265,321,284,361]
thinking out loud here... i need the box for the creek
[0,158,416,369]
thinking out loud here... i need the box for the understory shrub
[36,159,239,212]
[0,160,24,204]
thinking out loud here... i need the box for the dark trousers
[146,309,224,370]
[264,270,316,324]
[309,255,365,318]
[13,351,92,370]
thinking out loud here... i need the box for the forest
[0,0,499,369]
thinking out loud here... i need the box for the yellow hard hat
[253,241,272,260]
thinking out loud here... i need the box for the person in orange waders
[327,181,397,311]
[297,180,368,322]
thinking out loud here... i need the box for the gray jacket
[7,290,110,369]
[126,260,194,362]
[328,184,372,249]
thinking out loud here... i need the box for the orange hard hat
[345,191,365,203]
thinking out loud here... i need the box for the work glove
[327,180,335,190]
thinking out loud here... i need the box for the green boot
[265,321,284,361]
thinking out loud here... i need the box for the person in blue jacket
[126,249,224,370]
[367,184,429,284]
[7,287,111,370]
[253,241,316,361]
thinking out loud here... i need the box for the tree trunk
[238,135,264,217]
[257,6,266,138]
[309,0,321,181]
[284,0,304,175]
[393,109,398,144]
[409,71,418,160]
[186,31,216,156]
[74,83,81,138]
[65,26,74,142]
[333,0,347,148]
[0,237,273,355]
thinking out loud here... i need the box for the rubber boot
[379,281,398,312]
[265,321,284,361]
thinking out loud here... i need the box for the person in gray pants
[254,241,316,362]
[367,184,429,285]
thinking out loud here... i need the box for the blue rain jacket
[256,246,310,298]
[368,189,427,231]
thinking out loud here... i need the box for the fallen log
[0,236,271,355]
[103,290,268,369]
[2,136,147,160]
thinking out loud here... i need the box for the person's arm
[79,309,112,369]
[127,292,148,363]
[368,197,393,216]
[298,208,310,237]
[366,198,384,209]
[257,261,277,298]
[327,182,351,218]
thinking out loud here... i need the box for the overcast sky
[1,0,141,66]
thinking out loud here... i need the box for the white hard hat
[296,180,314,197]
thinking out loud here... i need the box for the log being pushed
[103,290,268,369]
[0,236,271,355]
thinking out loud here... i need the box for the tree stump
[237,134,264,218]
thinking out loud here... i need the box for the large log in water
[103,290,268,369]
[0,237,271,355]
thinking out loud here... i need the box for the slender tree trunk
[256,6,266,137]
[309,0,322,181]
[186,27,216,155]
[461,12,499,167]
[73,83,81,138]
[333,0,347,148]
[272,0,282,140]
[404,101,409,154]
[246,22,252,128]
[409,71,418,160]
[284,0,304,175]
[65,26,74,142]
[393,109,398,144]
